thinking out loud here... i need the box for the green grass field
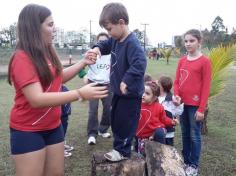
[0,58,236,176]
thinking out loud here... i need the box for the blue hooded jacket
[94,33,147,98]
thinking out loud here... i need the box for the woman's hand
[78,82,108,100]
[83,51,97,65]
[84,47,101,64]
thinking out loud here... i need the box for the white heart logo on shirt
[136,109,151,136]
[179,69,189,87]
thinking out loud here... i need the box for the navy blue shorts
[10,124,64,155]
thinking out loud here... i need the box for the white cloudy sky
[0,0,235,45]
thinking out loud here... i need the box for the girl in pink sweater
[135,81,177,155]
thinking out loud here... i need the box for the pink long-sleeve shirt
[174,55,212,113]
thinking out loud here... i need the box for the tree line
[0,23,16,48]
[1,16,235,49]
[174,16,236,52]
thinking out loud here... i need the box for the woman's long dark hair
[8,4,62,87]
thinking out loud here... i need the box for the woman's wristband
[76,89,84,101]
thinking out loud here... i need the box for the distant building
[54,27,90,49]
[54,28,65,48]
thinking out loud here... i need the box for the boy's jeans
[111,95,141,157]
[180,105,202,167]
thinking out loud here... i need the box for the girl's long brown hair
[8,4,62,87]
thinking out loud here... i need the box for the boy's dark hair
[158,76,173,93]
[145,81,160,100]
[144,74,152,82]
[99,2,129,27]
[97,32,109,41]
[184,29,202,42]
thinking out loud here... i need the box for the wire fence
[0,48,85,77]
[0,48,86,65]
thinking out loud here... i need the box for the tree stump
[91,152,146,176]
[145,141,185,176]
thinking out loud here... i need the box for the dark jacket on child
[161,92,175,133]
[61,85,71,117]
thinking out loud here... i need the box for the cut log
[145,141,185,176]
[91,152,146,176]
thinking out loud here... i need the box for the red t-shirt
[174,55,212,113]
[136,102,173,139]
[9,50,62,131]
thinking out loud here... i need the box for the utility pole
[89,20,92,48]
[141,23,149,52]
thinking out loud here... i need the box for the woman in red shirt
[8,4,108,176]
[174,29,212,176]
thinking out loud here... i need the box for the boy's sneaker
[185,165,198,176]
[104,149,128,162]
[98,132,111,138]
[64,144,74,152]
[64,151,72,157]
[88,136,96,145]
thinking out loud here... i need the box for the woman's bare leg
[13,148,46,176]
[44,142,64,176]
